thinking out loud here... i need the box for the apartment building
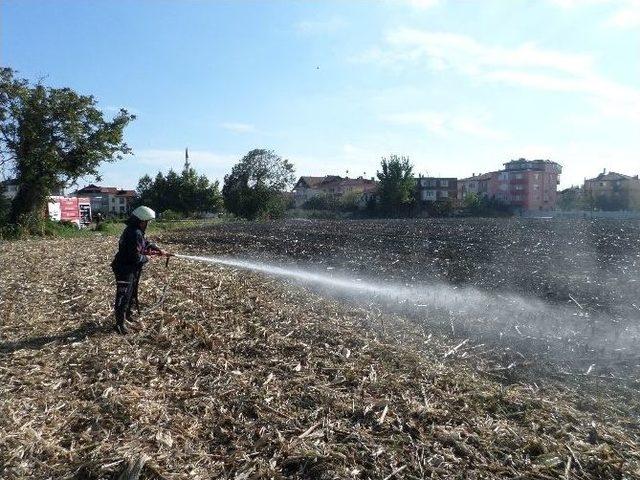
[584,170,640,210]
[415,177,458,204]
[458,159,561,212]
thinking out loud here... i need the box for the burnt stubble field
[3,218,640,479]
[167,218,640,379]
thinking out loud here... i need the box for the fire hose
[131,250,175,315]
[147,249,175,267]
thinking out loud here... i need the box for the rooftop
[504,158,562,173]
[76,184,136,196]
[586,172,639,182]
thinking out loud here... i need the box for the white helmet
[131,205,156,221]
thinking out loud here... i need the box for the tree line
[1,67,483,231]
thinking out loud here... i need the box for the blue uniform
[111,222,160,331]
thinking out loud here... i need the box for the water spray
[158,252,640,368]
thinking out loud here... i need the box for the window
[422,190,436,201]
[119,197,125,204]
[440,190,449,198]
[440,180,448,187]
[533,184,540,190]
[515,173,523,180]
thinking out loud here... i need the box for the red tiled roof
[295,175,378,192]
[116,190,137,197]
[76,184,136,195]
[297,176,328,188]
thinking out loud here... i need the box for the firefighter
[111,206,167,334]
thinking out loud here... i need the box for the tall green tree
[376,155,416,214]
[136,157,222,216]
[0,68,135,222]
[222,149,295,219]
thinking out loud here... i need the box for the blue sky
[2,0,639,189]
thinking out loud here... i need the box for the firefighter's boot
[115,314,128,335]
[114,279,133,334]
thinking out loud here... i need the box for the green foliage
[425,197,454,217]
[159,209,183,221]
[0,213,91,240]
[339,191,363,212]
[0,68,135,223]
[558,187,587,211]
[463,192,482,213]
[376,155,416,215]
[302,191,364,213]
[461,194,513,217]
[94,217,125,235]
[302,193,340,211]
[136,159,223,216]
[222,149,295,220]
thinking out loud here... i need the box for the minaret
[184,147,190,170]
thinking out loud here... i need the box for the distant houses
[582,170,640,211]
[292,176,377,208]
[584,170,640,200]
[74,184,137,215]
[293,158,565,214]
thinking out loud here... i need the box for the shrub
[160,209,184,221]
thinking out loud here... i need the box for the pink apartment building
[458,159,562,212]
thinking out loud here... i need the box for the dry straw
[1,236,639,479]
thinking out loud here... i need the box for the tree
[463,192,482,214]
[0,185,10,225]
[558,186,585,211]
[302,193,339,211]
[222,149,295,219]
[426,198,454,217]
[136,157,222,216]
[376,155,416,215]
[0,68,135,222]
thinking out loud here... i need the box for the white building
[74,184,137,215]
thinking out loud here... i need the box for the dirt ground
[1,232,639,479]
